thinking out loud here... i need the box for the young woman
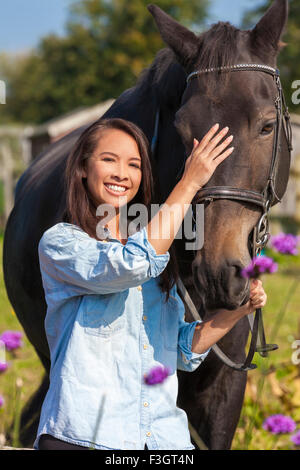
[34,118,266,450]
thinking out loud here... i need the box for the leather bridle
[151,63,293,371]
[187,64,293,211]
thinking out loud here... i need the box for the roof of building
[23,99,115,139]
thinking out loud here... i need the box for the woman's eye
[102,157,140,169]
[130,164,141,169]
[261,122,275,135]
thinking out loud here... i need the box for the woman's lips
[104,184,129,197]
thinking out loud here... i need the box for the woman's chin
[95,194,131,210]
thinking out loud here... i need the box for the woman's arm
[146,124,234,255]
[191,280,267,354]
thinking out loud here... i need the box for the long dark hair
[63,117,179,301]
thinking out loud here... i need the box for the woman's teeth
[106,184,127,193]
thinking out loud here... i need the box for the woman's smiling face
[83,128,143,209]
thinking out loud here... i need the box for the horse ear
[250,0,288,55]
[147,4,199,70]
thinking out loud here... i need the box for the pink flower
[241,255,278,279]
[270,233,299,255]
[0,331,23,351]
[0,395,4,409]
[144,366,170,385]
[0,362,8,373]
[263,414,296,434]
[291,430,300,446]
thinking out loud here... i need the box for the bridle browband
[159,63,293,372]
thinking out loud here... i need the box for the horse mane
[136,21,241,106]
[136,48,187,109]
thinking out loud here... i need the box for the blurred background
[0,0,300,233]
[0,0,299,450]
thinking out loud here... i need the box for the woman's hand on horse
[181,123,234,192]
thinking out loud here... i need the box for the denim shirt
[34,222,210,450]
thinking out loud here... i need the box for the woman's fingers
[195,123,221,154]
[250,279,262,289]
[212,146,235,166]
[184,124,234,191]
[250,280,263,294]
[192,126,234,167]
[202,127,230,156]
[250,281,267,308]
[251,296,267,308]
[251,293,265,303]
[210,135,234,160]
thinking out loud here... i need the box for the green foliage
[0,0,209,125]
[0,235,44,445]
[242,0,300,115]
[232,253,300,450]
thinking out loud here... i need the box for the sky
[0,0,265,54]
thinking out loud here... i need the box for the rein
[151,63,293,372]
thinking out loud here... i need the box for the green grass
[0,233,44,445]
[232,248,300,450]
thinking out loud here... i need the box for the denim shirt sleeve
[171,285,211,372]
[38,223,170,295]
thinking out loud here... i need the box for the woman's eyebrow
[99,151,141,161]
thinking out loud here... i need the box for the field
[0,231,299,450]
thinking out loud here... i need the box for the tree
[0,0,209,124]
[242,0,300,114]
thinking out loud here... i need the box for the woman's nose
[113,163,129,181]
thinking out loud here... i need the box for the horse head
[148,0,291,313]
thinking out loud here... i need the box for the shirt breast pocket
[83,293,126,338]
[160,295,179,352]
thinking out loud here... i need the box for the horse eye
[261,122,275,135]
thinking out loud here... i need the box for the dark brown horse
[3,0,291,449]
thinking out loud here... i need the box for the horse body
[3,0,291,449]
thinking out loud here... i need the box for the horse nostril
[226,262,248,299]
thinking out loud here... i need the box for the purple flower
[0,331,23,351]
[291,431,300,446]
[144,366,170,385]
[241,255,278,279]
[263,414,296,434]
[270,233,299,255]
[0,395,4,409]
[0,362,8,373]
